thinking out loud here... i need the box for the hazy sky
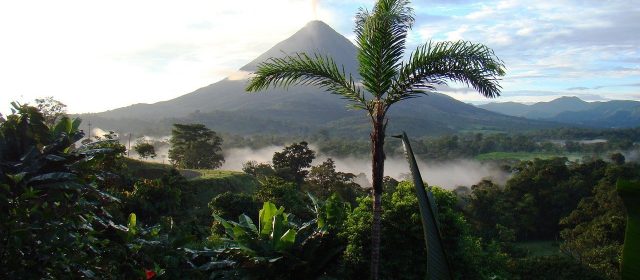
[1,0,638,114]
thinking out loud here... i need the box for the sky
[0,0,638,114]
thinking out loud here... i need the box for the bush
[340,182,509,280]
[124,169,185,223]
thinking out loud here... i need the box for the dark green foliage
[124,169,186,224]
[495,158,602,240]
[205,198,348,279]
[465,180,511,241]
[255,176,310,219]
[181,173,259,239]
[272,141,315,184]
[617,180,640,280]
[304,158,365,205]
[242,160,276,178]
[0,104,134,277]
[209,191,260,221]
[507,256,603,280]
[560,162,640,279]
[610,152,625,165]
[169,123,224,169]
[134,140,157,159]
[341,182,509,280]
[0,103,205,279]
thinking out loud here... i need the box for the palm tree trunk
[370,102,385,280]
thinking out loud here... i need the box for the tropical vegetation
[246,0,505,277]
[1,100,638,279]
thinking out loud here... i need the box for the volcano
[82,21,559,137]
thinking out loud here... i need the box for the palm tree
[246,0,505,278]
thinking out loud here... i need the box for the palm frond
[355,0,414,98]
[246,53,367,110]
[386,40,505,107]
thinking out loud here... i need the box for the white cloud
[1,0,638,115]
[0,0,329,114]
[445,25,468,41]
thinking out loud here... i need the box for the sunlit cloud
[0,0,638,114]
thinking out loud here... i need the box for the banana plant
[214,202,297,260]
[205,196,347,279]
[616,179,640,280]
[394,132,453,280]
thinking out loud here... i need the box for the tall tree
[246,1,504,277]
[33,97,67,127]
[168,123,224,169]
[133,140,157,159]
[272,141,315,185]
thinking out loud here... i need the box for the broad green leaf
[213,213,235,239]
[259,202,278,237]
[28,172,77,184]
[275,229,297,251]
[80,269,96,278]
[40,181,84,190]
[323,194,346,231]
[128,213,137,235]
[232,225,250,245]
[7,172,27,184]
[52,116,71,136]
[239,214,258,234]
[394,132,452,280]
[272,214,286,244]
[45,154,66,162]
[71,117,82,131]
[617,179,640,280]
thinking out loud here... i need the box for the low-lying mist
[87,129,510,188]
[222,145,511,189]
[98,130,638,189]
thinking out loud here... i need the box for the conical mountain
[94,20,358,121]
[85,21,560,137]
[241,20,358,74]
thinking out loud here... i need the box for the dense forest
[1,102,639,279]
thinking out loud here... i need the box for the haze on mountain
[80,21,560,138]
[479,96,640,128]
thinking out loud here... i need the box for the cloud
[225,70,253,81]
[406,0,640,103]
[567,87,590,91]
[0,0,330,114]
[117,44,202,72]
[568,83,640,91]
[1,0,638,114]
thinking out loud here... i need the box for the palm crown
[246,0,504,278]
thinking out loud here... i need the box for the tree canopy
[168,123,224,169]
[272,141,315,184]
[134,140,157,159]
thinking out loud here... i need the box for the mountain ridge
[479,97,640,128]
[79,20,562,137]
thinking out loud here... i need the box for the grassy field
[513,241,561,257]
[475,152,585,161]
[123,158,258,206]
[123,158,172,179]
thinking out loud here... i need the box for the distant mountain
[479,97,640,128]
[80,21,560,138]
